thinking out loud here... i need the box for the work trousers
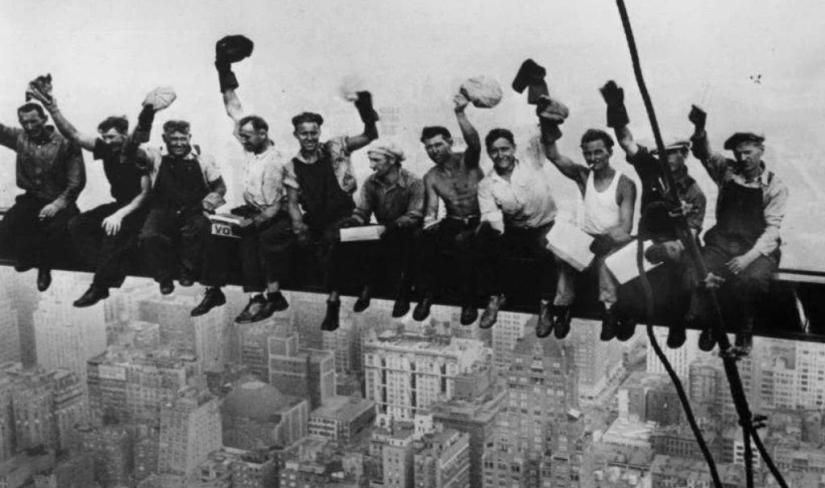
[688,243,778,332]
[139,205,210,284]
[476,222,558,300]
[417,218,479,302]
[200,209,294,292]
[0,193,78,269]
[69,202,147,289]
[554,247,621,307]
[347,226,417,298]
[302,215,352,293]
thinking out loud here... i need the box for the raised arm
[0,123,21,151]
[539,119,588,195]
[688,105,728,185]
[422,172,440,229]
[42,98,97,152]
[453,93,481,168]
[223,87,246,142]
[346,91,379,152]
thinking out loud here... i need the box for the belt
[447,215,480,226]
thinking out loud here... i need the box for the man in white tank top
[539,99,637,342]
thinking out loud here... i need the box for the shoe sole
[191,297,226,317]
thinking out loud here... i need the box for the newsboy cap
[723,132,765,150]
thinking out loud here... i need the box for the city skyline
[0,271,821,487]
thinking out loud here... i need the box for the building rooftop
[224,379,303,420]
[310,395,374,422]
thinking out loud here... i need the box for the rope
[614,2,787,487]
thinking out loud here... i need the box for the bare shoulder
[618,172,637,190]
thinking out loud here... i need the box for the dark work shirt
[353,168,424,228]
[0,124,85,208]
[628,145,706,232]
[93,139,149,204]
[291,151,355,229]
[153,156,209,210]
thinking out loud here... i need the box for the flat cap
[368,141,406,163]
[723,132,764,150]
[650,136,690,154]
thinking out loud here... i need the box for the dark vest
[292,147,354,229]
[704,174,772,257]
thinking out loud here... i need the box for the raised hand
[688,105,707,132]
[453,92,470,113]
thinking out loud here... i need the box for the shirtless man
[413,93,484,325]
[540,97,637,341]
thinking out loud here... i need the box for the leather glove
[688,105,707,132]
[589,235,614,256]
[26,74,54,106]
[645,243,669,264]
[354,91,379,124]
[512,59,547,94]
[600,81,629,128]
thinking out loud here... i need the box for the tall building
[9,367,88,452]
[0,370,16,463]
[33,274,106,382]
[268,325,336,410]
[646,326,700,380]
[322,313,360,375]
[363,331,490,421]
[237,320,278,382]
[413,428,471,488]
[793,341,825,409]
[483,331,580,488]
[568,318,624,401]
[618,372,683,426]
[0,292,21,364]
[0,267,39,367]
[51,369,89,451]
[87,347,201,427]
[138,295,228,372]
[158,388,222,477]
[491,311,526,372]
[77,423,133,488]
[134,434,159,482]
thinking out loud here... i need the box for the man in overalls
[600,81,707,347]
[139,120,227,307]
[688,106,788,356]
[285,92,379,331]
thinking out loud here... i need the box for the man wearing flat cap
[688,106,789,355]
[284,94,379,332]
[338,141,424,317]
[601,81,707,347]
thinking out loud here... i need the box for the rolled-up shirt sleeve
[283,160,299,190]
[753,176,789,256]
[0,124,21,150]
[690,131,729,186]
[262,157,286,207]
[353,180,376,225]
[394,178,425,229]
[478,178,504,233]
[53,142,85,209]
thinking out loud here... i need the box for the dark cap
[723,132,765,150]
